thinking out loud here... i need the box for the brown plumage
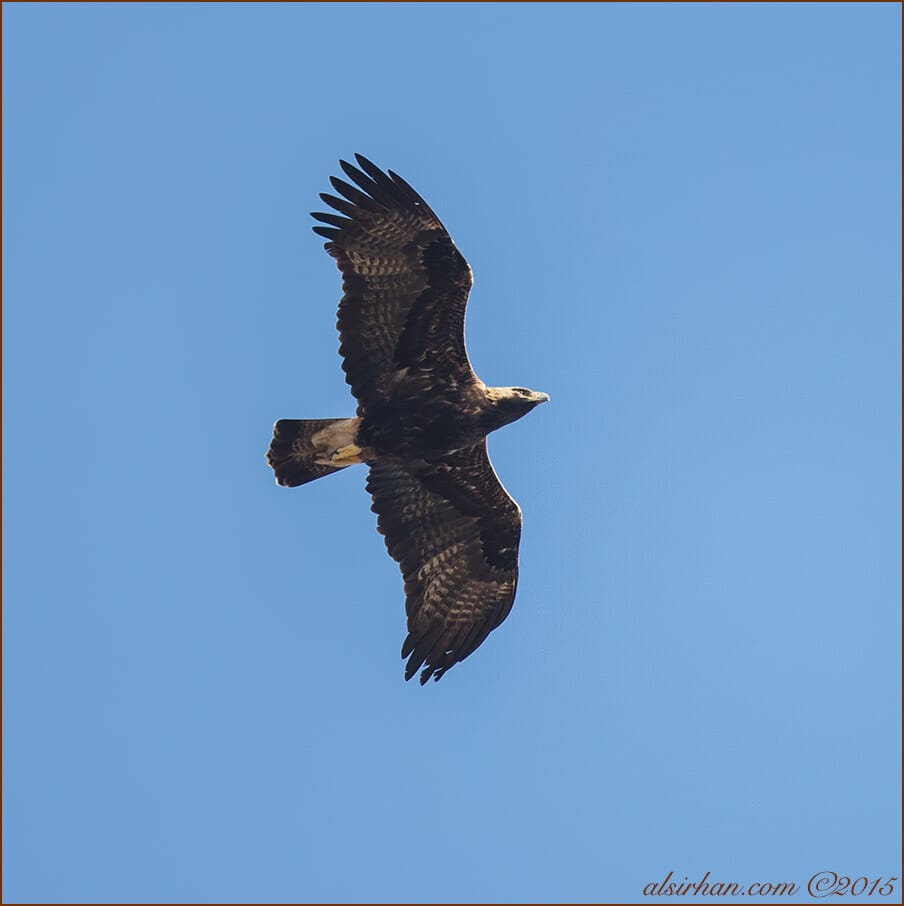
[267,155,548,683]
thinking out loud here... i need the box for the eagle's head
[484,386,550,430]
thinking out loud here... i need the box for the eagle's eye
[512,387,530,396]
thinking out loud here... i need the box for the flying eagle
[266,155,548,683]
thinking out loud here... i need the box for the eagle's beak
[534,392,550,404]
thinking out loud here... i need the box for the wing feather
[328,175,384,212]
[366,440,522,683]
[312,226,341,241]
[310,211,351,228]
[311,154,476,412]
[338,158,400,208]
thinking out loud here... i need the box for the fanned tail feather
[266,418,360,487]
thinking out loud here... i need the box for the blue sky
[3,3,900,903]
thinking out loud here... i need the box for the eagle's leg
[330,443,365,465]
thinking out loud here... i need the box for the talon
[331,443,363,465]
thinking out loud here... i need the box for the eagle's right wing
[311,155,478,413]
[365,440,522,684]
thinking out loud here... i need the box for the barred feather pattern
[311,154,476,413]
[366,440,522,684]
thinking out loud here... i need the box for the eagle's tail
[267,417,363,487]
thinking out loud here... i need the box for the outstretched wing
[365,440,522,684]
[312,154,477,413]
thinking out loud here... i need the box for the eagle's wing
[366,440,522,684]
[312,154,476,412]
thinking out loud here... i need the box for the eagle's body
[359,380,537,461]
[267,155,547,683]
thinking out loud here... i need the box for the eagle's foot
[330,443,364,465]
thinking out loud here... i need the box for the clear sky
[3,3,901,904]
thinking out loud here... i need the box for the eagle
[266,155,548,683]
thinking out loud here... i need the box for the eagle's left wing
[311,155,477,414]
[365,440,522,684]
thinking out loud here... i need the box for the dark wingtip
[312,226,339,240]
[338,158,361,181]
[319,192,357,218]
[311,211,349,228]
